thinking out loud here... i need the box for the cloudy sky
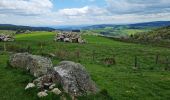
[0,0,170,26]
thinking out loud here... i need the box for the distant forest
[0,24,55,31]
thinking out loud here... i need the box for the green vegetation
[0,24,54,31]
[0,31,170,100]
[83,26,148,37]
[122,29,147,35]
[131,26,170,47]
[0,30,16,35]
[133,26,170,40]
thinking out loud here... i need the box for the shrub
[102,57,116,67]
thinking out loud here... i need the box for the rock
[44,90,48,93]
[9,53,30,69]
[54,61,98,96]
[25,83,35,90]
[33,74,58,89]
[9,53,53,77]
[51,88,62,95]
[24,30,31,34]
[64,38,72,42]
[49,84,56,90]
[54,32,86,43]
[78,38,86,44]
[37,91,48,98]
[48,53,56,57]
[0,34,14,42]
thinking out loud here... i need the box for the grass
[0,31,170,100]
[121,29,147,35]
[84,28,148,37]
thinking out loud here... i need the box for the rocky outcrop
[37,91,48,98]
[33,73,58,89]
[54,61,98,96]
[9,53,53,77]
[54,32,86,43]
[25,61,98,97]
[51,88,62,95]
[25,83,35,90]
[9,53,98,97]
[0,34,14,42]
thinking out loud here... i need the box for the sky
[0,0,170,26]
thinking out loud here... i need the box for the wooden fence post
[92,50,95,62]
[3,42,6,51]
[135,56,138,68]
[75,50,80,62]
[27,45,31,53]
[165,56,169,71]
[40,42,43,50]
[155,54,159,64]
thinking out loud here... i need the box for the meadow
[0,31,170,100]
[83,27,148,37]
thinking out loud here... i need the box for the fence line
[0,42,169,71]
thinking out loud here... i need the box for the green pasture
[0,31,170,100]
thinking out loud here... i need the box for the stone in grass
[9,53,53,77]
[54,61,99,96]
[49,84,56,90]
[37,91,48,98]
[33,74,57,89]
[25,83,35,90]
[51,88,62,95]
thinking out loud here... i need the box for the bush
[102,57,116,67]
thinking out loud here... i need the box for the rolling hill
[80,21,170,37]
[133,26,170,41]
[82,21,170,30]
[0,24,55,31]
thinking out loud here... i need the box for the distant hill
[82,21,170,30]
[128,21,170,29]
[129,26,170,48]
[52,25,89,31]
[0,24,55,31]
[133,26,170,41]
[77,21,170,37]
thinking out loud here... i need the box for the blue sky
[0,0,170,26]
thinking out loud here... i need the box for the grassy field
[121,29,147,35]
[83,28,147,37]
[0,31,170,100]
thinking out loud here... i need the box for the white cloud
[105,0,170,14]
[57,6,108,16]
[0,0,170,26]
[0,0,53,15]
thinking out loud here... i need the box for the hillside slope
[0,24,55,31]
[133,26,170,41]
[80,21,170,37]
[128,21,170,28]
[82,21,170,30]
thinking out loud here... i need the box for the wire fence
[0,42,170,71]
